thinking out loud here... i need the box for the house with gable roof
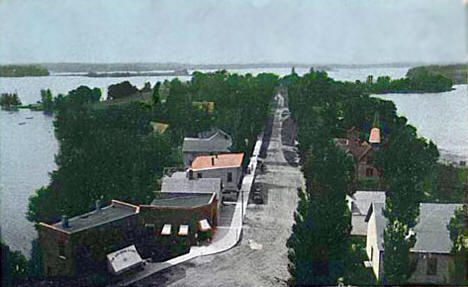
[189,152,244,199]
[182,128,233,167]
[365,202,463,284]
[346,190,386,237]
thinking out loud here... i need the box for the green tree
[283,68,442,286]
[28,87,171,224]
[166,78,191,145]
[40,89,54,114]
[374,110,438,285]
[447,206,468,284]
[141,81,152,93]
[1,242,29,286]
[152,81,164,119]
[382,219,416,285]
[107,81,138,100]
[0,93,21,110]
[287,144,354,286]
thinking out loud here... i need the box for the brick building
[38,200,139,277]
[335,127,381,186]
[138,192,218,259]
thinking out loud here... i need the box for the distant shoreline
[0,62,423,75]
[55,69,190,78]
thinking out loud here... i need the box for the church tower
[369,112,380,149]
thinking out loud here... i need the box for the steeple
[369,112,380,149]
[372,112,379,128]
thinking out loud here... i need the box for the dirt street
[133,97,304,287]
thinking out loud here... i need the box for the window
[227,172,232,182]
[370,247,373,261]
[366,168,374,177]
[58,241,65,258]
[197,173,203,179]
[427,257,437,275]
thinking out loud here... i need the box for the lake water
[373,85,468,163]
[1,67,466,257]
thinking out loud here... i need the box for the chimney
[61,215,69,229]
[211,156,215,166]
[95,199,101,212]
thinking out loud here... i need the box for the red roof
[369,127,381,144]
[190,153,244,170]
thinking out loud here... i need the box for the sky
[0,0,466,65]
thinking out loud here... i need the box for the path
[127,95,304,287]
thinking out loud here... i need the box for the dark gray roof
[161,177,221,194]
[348,191,386,215]
[182,129,232,153]
[52,201,138,233]
[412,203,462,253]
[348,191,386,236]
[368,202,462,253]
[151,193,214,207]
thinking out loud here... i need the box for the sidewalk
[118,137,263,286]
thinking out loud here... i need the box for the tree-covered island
[0,65,50,77]
[408,64,468,85]
[361,67,454,94]
[0,93,22,110]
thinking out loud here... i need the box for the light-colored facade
[191,167,242,192]
[365,202,386,280]
[365,202,462,284]
[189,153,244,195]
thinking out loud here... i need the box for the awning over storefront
[178,225,189,236]
[199,219,211,232]
[107,245,143,275]
[161,224,171,236]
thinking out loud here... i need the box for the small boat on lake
[26,117,33,119]
[18,122,26,125]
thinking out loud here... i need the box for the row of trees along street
[283,69,466,286]
[3,71,279,285]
